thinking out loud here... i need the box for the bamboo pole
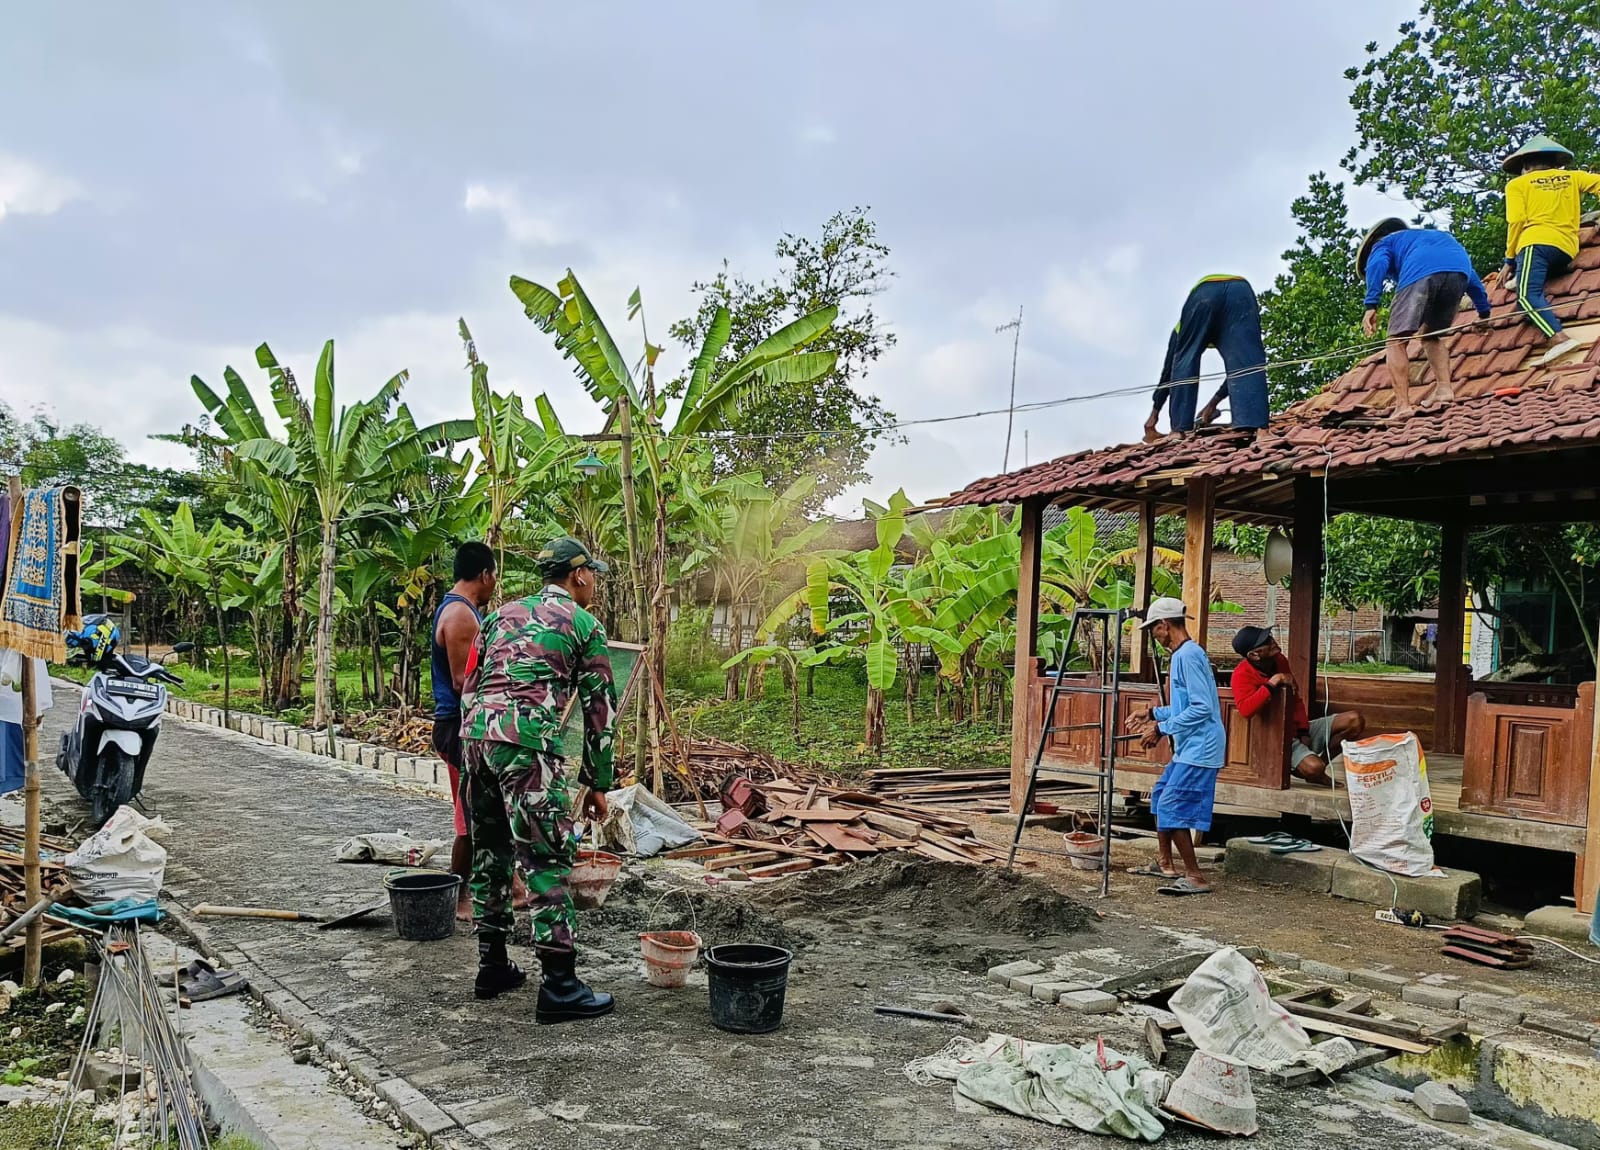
[8,475,43,986]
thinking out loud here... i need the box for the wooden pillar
[1129,502,1157,679]
[1009,497,1045,814]
[1583,666,1600,915]
[1181,479,1215,650]
[1435,521,1468,755]
[1288,477,1324,718]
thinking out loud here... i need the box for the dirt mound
[586,871,810,954]
[757,854,1093,940]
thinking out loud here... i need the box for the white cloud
[463,183,564,247]
[1040,244,1145,355]
[799,123,837,146]
[0,154,82,222]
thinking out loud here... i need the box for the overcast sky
[0,0,1416,515]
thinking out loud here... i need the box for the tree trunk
[782,660,800,738]
[313,518,337,730]
[806,664,815,698]
[864,687,886,754]
[275,538,301,710]
[213,592,231,727]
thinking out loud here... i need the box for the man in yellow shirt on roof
[1498,135,1600,365]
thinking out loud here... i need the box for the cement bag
[1169,947,1311,1072]
[1342,731,1437,877]
[335,832,444,866]
[65,807,169,903]
[593,784,700,858]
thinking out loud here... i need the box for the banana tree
[234,341,474,730]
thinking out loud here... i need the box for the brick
[1299,960,1350,984]
[1401,984,1463,1012]
[1412,1081,1470,1123]
[1459,993,1525,1028]
[1060,990,1120,1015]
[1349,969,1410,995]
[988,960,1044,986]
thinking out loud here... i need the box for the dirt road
[35,691,1530,1150]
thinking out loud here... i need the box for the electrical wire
[1523,934,1600,965]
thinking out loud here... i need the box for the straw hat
[1357,218,1408,278]
[1502,134,1575,175]
[1163,1051,1259,1137]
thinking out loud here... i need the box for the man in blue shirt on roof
[1358,219,1492,418]
[1131,597,1226,896]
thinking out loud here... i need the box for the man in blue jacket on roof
[1130,597,1226,896]
[1358,219,1492,418]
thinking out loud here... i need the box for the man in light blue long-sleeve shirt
[1357,219,1492,417]
[1132,597,1225,895]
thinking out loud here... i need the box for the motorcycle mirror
[172,642,196,654]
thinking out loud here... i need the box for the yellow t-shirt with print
[1505,168,1600,260]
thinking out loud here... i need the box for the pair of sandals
[1247,831,1322,854]
[1127,863,1212,897]
[175,957,249,1002]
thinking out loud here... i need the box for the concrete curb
[162,900,481,1150]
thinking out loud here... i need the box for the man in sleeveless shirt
[432,542,499,921]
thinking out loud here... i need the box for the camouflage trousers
[462,738,576,954]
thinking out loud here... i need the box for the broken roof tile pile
[950,225,1600,515]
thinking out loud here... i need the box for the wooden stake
[1009,496,1044,814]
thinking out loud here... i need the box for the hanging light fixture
[575,448,606,477]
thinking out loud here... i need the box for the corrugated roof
[949,225,1600,521]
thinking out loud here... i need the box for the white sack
[1343,731,1438,877]
[1168,947,1312,1072]
[65,807,169,903]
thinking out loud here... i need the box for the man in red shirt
[1229,626,1365,787]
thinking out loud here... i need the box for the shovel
[193,901,388,929]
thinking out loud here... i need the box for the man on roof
[1145,275,1270,443]
[1498,134,1600,366]
[1358,220,1492,418]
[1229,625,1365,788]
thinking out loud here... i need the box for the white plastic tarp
[593,784,700,858]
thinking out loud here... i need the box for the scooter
[56,615,190,826]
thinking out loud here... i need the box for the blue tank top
[431,592,482,720]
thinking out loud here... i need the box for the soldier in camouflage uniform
[459,536,619,1020]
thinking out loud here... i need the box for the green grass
[0,1104,116,1150]
[669,663,1009,775]
[1318,661,1415,675]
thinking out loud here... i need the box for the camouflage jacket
[461,585,618,790]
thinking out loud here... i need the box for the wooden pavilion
[948,222,1600,915]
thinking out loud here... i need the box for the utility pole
[997,307,1023,471]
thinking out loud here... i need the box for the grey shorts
[1389,272,1468,336]
[1290,714,1337,770]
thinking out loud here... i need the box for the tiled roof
[950,225,1600,518]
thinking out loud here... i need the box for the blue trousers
[0,721,22,797]
[1165,279,1270,430]
[1513,245,1573,339]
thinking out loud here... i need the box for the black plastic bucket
[705,943,793,1033]
[383,871,460,941]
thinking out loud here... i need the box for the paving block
[373,1077,458,1138]
[379,751,400,775]
[988,960,1044,986]
[1402,983,1463,1011]
[1299,959,1350,984]
[291,730,312,752]
[1460,992,1525,1028]
[1330,857,1481,919]
[1523,1010,1600,1043]
[1350,968,1410,995]
[1523,905,1592,944]
[1009,971,1048,995]
[248,717,264,738]
[358,743,381,768]
[1223,837,1338,893]
[1263,950,1301,970]
[339,742,363,764]
[1413,1080,1471,1123]
[1060,990,1120,1015]
[1031,981,1080,1003]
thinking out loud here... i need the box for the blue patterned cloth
[0,487,78,660]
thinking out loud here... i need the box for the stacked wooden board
[864,766,1092,812]
[664,777,1019,877]
[0,825,84,956]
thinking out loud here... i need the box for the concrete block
[379,751,400,775]
[310,734,328,755]
[271,724,290,746]
[357,743,380,768]
[1349,968,1410,995]
[1223,837,1338,893]
[1402,983,1463,1011]
[1460,992,1525,1027]
[1523,1010,1599,1043]
[374,1077,458,1138]
[1413,1081,1470,1123]
[293,730,315,753]
[339,741,362,764]
[988,960,1044,986]
[1470,911,1525,934]
[1060,990,1120,1015]
[1263,950,1301,971]
[82,1053,141,1095]
[227,714,245,732]
[1008,971,1047,995]
[1330,857,1481,920]
[1031,981,1080,1003]
[1300,959,1350,984]
[1523,905,1592,944]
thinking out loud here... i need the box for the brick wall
[1206,552,1384,665]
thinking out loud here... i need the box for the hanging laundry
[0,486,82,661]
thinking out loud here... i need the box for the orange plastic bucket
[640,930,702,988]
[568,849,623,909]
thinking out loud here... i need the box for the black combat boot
[535,948,614,1023]
[474,936,528,1001]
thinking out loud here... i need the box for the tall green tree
[667,208,897,509]
[1343,0,1600,268]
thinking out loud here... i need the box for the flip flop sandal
[1270,839,1322,854]
[1157,878,1213,897]
[1246,831,1294,845]
[179,967,249,1002]
[1128,863,1181,878]
[176,958,213,981]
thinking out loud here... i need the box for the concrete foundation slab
[1523,905,1593,944]
[1223,837,1338,892]
[1330,857,1481,919]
